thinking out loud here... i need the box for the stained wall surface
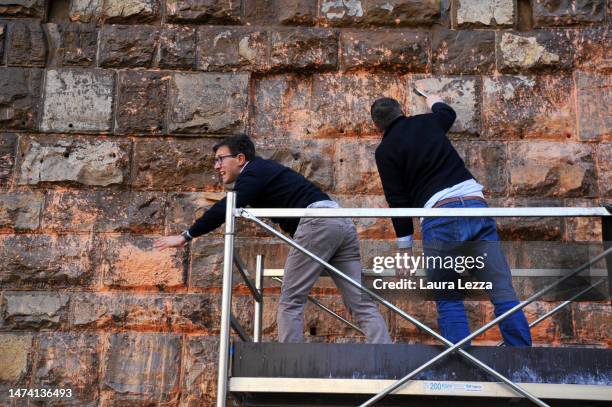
[0,0,610,405]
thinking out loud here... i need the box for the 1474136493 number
[9,388,73,398]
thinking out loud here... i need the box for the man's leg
[435,301,471,344]
[422,207,471,344]
[469,208,532,347]
[329,219,392,344]
[278,218,340,342]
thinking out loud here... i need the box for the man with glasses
[370,95,531,347]
[155,134,392,344]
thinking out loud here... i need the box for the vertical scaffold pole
[602,205,612,301]
[254,255,264,342]
[216,191,237,407]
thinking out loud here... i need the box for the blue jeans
[421,199,532,347]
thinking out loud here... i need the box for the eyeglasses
[213,154,238,165]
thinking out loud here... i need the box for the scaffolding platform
[214,198,612,406]
[230,342,612,406]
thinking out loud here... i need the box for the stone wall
[0,0,610,405]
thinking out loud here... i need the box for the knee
[278,294,307,313]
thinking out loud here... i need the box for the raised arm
[427,95,456,133]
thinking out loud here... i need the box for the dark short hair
[371,98,403,131]
[213,134,256,161]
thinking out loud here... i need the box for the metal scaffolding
[215,192,612,407]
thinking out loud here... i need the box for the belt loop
[459,196,464,204]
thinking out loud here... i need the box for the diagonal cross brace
[239,209,550,407]
[359,245,612,406]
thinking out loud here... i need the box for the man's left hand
[154,235,187,250]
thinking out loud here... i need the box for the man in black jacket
[155,134,391,344]
[370,96,531,346]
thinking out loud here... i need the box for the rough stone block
[0,133,16,184]
[31,333,99,405]
[452,140,507,195]
[432,28,495,74]
[508,141,596,197]
[482,75,575,139]
[102,0,160,23]
[493,197,564,241]
[166,0,241,23]
[258,139,335,191]
[234,237,291,270]
[572,27,611,69]
[320,0,440,27]
[198,26,268,72]
[243,0,276,25]
[340,30,430,72]
[115,71,168,134]
[102,333,181,404]
[182,336,219,406]
[333,138,384,194]
[59,22,97,66]
[277,0,317,24]
[366,0,441,26]
[189,237,226,288]
[497,30,574,73]
[98,235,186,288]
[311,73,409,137]
[411,76,480,134]
[69,0,103,23]
[69,293,220,331]
[563,198,603,242]
[0,0,45,18]
[0,234,94,288]
[0,68,42,131]
[319,0,366,26]
[168,72,249,134]
[17,135,130,186]
[575,71,611,141]
[0,191,43,231]
[596,143,612,197]
[6,20,46,66]
[132,138,220,189]
[0,333,33,403]
[532,0,606,27]
[249,74,312,141]
[43,190,165,233]
[455,0,514,27]
[572,302,610,344]
[159,25,196,69]
[41,69,115,133]
[2,292,69,328]
[270,28,338,72]
[98,25,158,68]
[165,191,224,233]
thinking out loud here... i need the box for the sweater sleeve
[187,168,267,238]
[375,148,414,238]
[431,102,457,133]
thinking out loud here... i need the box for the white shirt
[397,178,484,248]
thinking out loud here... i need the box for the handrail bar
[237,207,611,218]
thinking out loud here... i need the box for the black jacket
[375,102,475,238]
[188,157,330,237]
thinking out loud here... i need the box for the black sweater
[375,102,475,238]
[188,157,330,237]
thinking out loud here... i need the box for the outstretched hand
[154,235,187,250]
[426,94,444,109]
